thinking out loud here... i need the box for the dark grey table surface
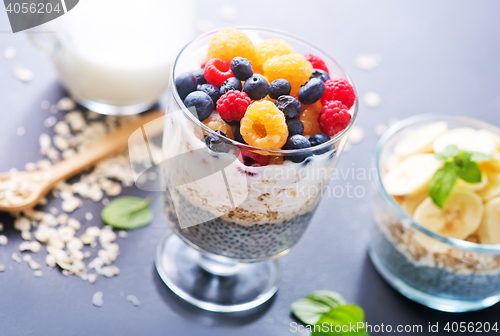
[1,1,500,335]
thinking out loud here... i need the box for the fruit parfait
[370,115,500,312]
[156,27,357,312]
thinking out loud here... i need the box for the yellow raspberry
[207,28,256,65]
[263,53,313,96]
[202,112,235,139]
[299,101,322,136]
[240,101,288,150]
[254,39,294,74]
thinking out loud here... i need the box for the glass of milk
[35,0,195,115]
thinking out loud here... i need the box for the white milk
[50,0,194,109]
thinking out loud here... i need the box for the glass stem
[197,252,243,277]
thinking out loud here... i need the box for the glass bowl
[155,27,358,312]
[370,114,500,312]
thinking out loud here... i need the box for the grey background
[1,1,500,335]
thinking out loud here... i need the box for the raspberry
[202,112,235,139]
[204,58,233,87]
[320,78,356,109]
[304,53,329,74]
[240,101,288,150]
[207,28,256,65]
[263,54,313,96]
[216,90,252,122]
[299,102,322,136]
[254,39,294,73]
[319,100,352,137]
[238,150,269,167]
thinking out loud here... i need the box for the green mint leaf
[291,291,347,325]
[312,305,367,335]
[429,163,458,209]
[469,151,494,163]
[435,145,460,162]
[457,160,482,183]
[101,196,153,230]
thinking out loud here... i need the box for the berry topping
[220,77,243,95]
[202,112,235,139]
[216,90,252,122]
[184,91,214,121]
[231,57,253,81]
[193,68,207,85]
[205,130,230,153]
[254,39,294,73]
[310,69,330,82]
[298,78,326,105]
[238,150,269,167]
[234,124,246,144]
[286,118,304,137]
[275,95,301,119]
[175,72,197,101]
[299,102,322,136]
[240,101,288,150]
[197,84,220,106]
[207,28,256,65]
[204,58,233,87]
[283,135,312,163]
[263,54,313,96]
[321,78,356,109]
[319,100,352,137]
[269,79,291,99]
[243,75,270,100]
[304,53,329,74]
[309,132,331,154]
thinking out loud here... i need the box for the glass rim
[372,114,500,253]
[169,26,358,155]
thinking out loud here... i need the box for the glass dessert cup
[370,114,500,313]
[155,27,358,312]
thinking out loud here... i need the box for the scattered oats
[29,241,42,253]
[88,184,103,202]
[57,97,75,111]
[21,230,32,241]
[219,4,237,21]
[348,126,365,144]
[65,111,86,132]
[49,207,58,215]
[24,162,36,171]
[43,116,57,128]
[46,254,56,268]
[99,230,116,245]
[41,100,50,110]
[38,197,48,206]
[0,235,8,245]
[24,210,46,221]
[127,295,141,307]
[57,214,69,225]
[41,213,57,226]
[50,105,59,114]
[101,265,120,278]
[80,273,89,281]
[363,92,381,108]
[53,135,69,150]
[85,212,93,221]
[67,218,80,230]
[4,47,16,60]
[88,257,104,270]
[28,260,41,270]
[88,273,98,284]
[196,19,215,33]
[80,234,96,245]
[57,226,76,243]
[375,123,388,137]
[0,264,5,272]
[60,190,74,200]
[14,66,33,82]
[16,127,26,137]
[102,198,110,206]
[23,254,32,262]
[354,53,381,71]
[54,121,70,136]
[62,270,71,276]
[62,197,82,213]
[104,182,122,196]
[97,250,112,264]
[12,252,22,263]
[71,250,84,262]
[14,217,31,231]
[47,147,60,161]
[67,238,83,251]
[48,235,65,249]
[118,230,127,239]
[35,226,56,243]
[62,148,76,159]
[388,118,399,127]
[39,133,51,154]
[84,251,92,259]
[33,270,43,277]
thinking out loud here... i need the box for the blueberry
[184,91,214,121]
[243,75,269,100]
[298,78,326,105]
[275,96,301,118]
[282,135,312,163]
[310,69,330,82]
[175,72,197,101]
[309,132,331,155]
[197,84,220,106]
[220,77,242,95]
[269,79,291,99]
[193,68,207,85]
[231,57,253,81]
[234,125,246,144]
[205,130,230,153]
[286,118,304,137]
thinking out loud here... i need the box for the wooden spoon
[0,110,164,213]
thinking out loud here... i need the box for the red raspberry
[320,78,356,109]
[204,58,233,87]
[319,100,352,137]
[216,91,252,122]
[238,150,269,167]
[304,53,329,74]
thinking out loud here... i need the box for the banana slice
[477,170,500,201]
[413,189,484,240]
[433,128,497,155]
[477,197,500,244]
[383,154,442,196]
[478,129,500,148]
[455,172,488,191]
[394,121,448,158]
[401,190,428,216]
